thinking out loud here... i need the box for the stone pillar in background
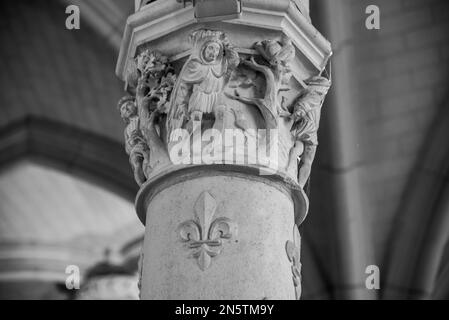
[116,0,331,300]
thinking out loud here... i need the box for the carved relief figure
[286,76,331,188]
[168,29,239,137]
[118,31,331,188]
[119,50,176,185]
[118,96,149,186]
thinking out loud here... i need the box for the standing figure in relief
[168,29,239,137]
[118,95,149,186]
[287,76,331,189]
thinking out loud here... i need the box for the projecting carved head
[201,40,223,63]
[190,29,228,64]
[118,96,137,121]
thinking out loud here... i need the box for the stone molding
[135,164,308,226]
[116,0,331,82]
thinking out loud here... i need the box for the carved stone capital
[118,28,331,198]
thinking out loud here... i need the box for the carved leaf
[178,220,201,242]
[208,217,236,241]
[286,240,296,263]
[293,225,301,253]
[286,225,302,299]
[286,227,301,265]
[196,248,212,271]
[194,192,217,240]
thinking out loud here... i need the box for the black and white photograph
[0,0,449,308]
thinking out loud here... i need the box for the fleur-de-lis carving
[178,192,237,271]
[286,225,302,300]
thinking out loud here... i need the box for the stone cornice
[135,164,309,227]
[116,0,332,82]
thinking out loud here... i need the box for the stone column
[116,0,331,300]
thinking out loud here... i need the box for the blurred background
[0,0,448,299]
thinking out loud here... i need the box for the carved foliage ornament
[167,29,240,138]
[118,29,331,189]
[286,225,302,300]
[118,50,176,185]
[177,191,237,271]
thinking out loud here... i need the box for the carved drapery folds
[118,28,331,191]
